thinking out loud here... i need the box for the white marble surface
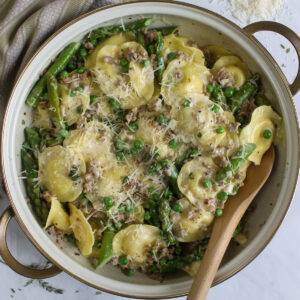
[0,0,299,299]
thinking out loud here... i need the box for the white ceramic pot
[1,1,299,298]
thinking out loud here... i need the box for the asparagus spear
[167,163,181,198]
[26,42,80,107]
[155,26,178,36]
[159,199,176,245]
[21,146,48,223]
[96,231,115,270]
[156,31,164,82]
[175,147,198,170]
[136,31,147,49]
[25,127,41,160]
[46,74,65,129]
[231,73,260,114]
[215,143,256,182]
[89,18,153,40]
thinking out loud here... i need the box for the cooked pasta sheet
[22,18,281,280]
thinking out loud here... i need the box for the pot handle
[244,21,300,96]
[0,206,61,279]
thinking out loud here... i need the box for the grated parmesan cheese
[217,0,287,24]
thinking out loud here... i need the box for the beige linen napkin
[0,0,124,196]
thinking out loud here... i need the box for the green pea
[213,85,221,93]
[263,129,272,139]
[90,95,97,104]
[67,62,76,71]
[212,104,220,114]
[168,139,178,149]
[216,126,224,134]
[128,122,138,132]
[77,67,85,74]
[215,208,223,217]
[103,197,114,210]
[90,38,98,46]
[206,84,214,93]
[224,87,234,98]
[155,163,162,171]
[120,58,129,67]
[119,256,128,266]
[144,211,151,221]
[125,269,135,277]
[59,129,68,138]
[182,99,191,107]
[114,139,126,151]
[118,204,126,213]
[217,191,228,201]
[164,188,173,198]
[79,47,88,57]
[109,98,119,107]
[130,147,139,155]
[202,178,212,189]
[121,66,129,73]
[197,132,202,138]
[141,59,150,67]
[167,52,176,60]
[231,185,239,195]
[116,151,125,161]
[173,202,182,212]
[59,70,69,78]
[133,139,143,149]
[75,86,83,93]
[157,114,165,125]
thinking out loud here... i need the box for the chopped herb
[38,280,64,294]
[286,48,290,53]
[280,44,285,49]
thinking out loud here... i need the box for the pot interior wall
[6,2,297,298]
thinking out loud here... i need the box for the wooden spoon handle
[187,202,248,300]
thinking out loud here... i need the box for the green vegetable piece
[183,99,191,107]
[144,211,151,221]
[141,59,150,68]
[214,85,221,93]
[114,138,126,150]
[90,95,97,104]
[119,256,128,266]
[164,188,173,198]
[255,94,270,106]
[263,129,272,139]
[217,191,228,201]
[127,18,153,31]
[159,199,176,245]
[202,178,212,189]
[212,104,220,114]
[76,106,83,114]
[215,143,257,182]
[75,86,83,93]
[67,61,77,71]
[26,42,80,107]
[197,132,202,138]
[168,139,178,149]
[216,126,224,134]
[46,74,65,129]
[67,234,76,244]
[206,84,214,93]
[59,129,68,138]
[172,202,182,213]
[136,31,147,49]
[167,52,176,60]
[130,147,139,155]
[109,98,119,107]
[79,47,88,58]
[118,204,126,213]
[77,67,85,74]
[231,73,260,114]
[120,58,129,67]
[148,44,156,55]
[90,38,98,46]
[96,231,115,270]
[128,122,138,132]
[133,139,143,149]
[156,31,165,82]
[59,70,69,78]
[168,163,181,198]
[175,247,182,255]
[224,87,234,98]
[116,151,125,161]
[156,26,178,36]
[103,197,114,210]
[25,127,41,160]
[215,208,223,217]
[157,114,165,125]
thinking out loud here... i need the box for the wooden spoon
[187,146,275,300]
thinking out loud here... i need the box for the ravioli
[171,198,214,242]
[112,224,161,263]
[240,106,281,165]
[39,145,86,202]
[69,204,95,256]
